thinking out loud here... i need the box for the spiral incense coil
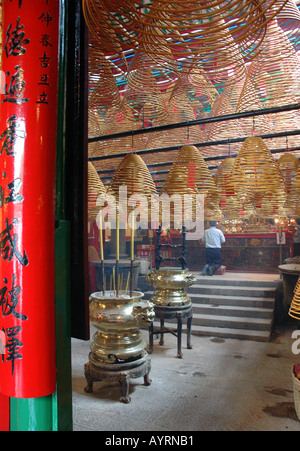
[288,165,300,217]
[216,158,256,219]
[89,52,123,115]
[232,137,288,218]
[162,145,219,196]
[124,50,170,123]
[88,108,107,158]
[277,153,299,193]
[270,0,300,50]
[289,276,300,320]
[161,144,220,222]
[82,0,289,77]
[204,78,246,143]
[236,20,300,135]
[107,153,158,206]
[88,162,106,222]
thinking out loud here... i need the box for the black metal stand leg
[119,374,131,403]
[187,315,192,349]
[84,363,93,393]
[176,314,183,358]
[144,369,152,386]
[148,323,153,354]
[159,319,164,345]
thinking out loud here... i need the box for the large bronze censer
[84,290,155,403]
[146,226,196,357]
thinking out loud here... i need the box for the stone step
[188,293,275,309]
[192,303,274,319]
[188,284,277,298]
[191,312,272,331]
[191,274,281,288]
[190,325,272,342]
[144,273,277,342]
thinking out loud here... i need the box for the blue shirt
[203,226,226,248]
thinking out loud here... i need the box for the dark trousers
[205,248,222,273]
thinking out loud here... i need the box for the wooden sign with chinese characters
[0,0,59,398]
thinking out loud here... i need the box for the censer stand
[84,290,155,403]
[146,226,196,358]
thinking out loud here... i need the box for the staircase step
[144,273,277,342]
[191,274,281,288]
[192,303,273,319]
[191,313,272,331]
[188,284,277,297]
[189,293,275,308]
[190,325,271,342]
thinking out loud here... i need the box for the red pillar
[0,394,9,431]
[0,0,59,398]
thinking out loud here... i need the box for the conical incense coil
[88,162,106,222]
[161,144,220,223]
[216,158,255,220]
[289,276,300,320]
[93,102,145,159]
[88,108,106,158]
[232,137,287,218]
[236,20,300,134]
[288,165,300,217]
[82,0,289,81]
[89,49,123,115]
[269,0,300,53]
[107,153,157,206]
[204,78,246,150]
[277,153,299,193]
[124,50,170,123]
[162,145,219,197]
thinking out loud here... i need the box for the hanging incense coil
[88,162,106,222]
[270,0,300,51]
[216,157,256,220]
[203,77,246,157]
[107,153,158,225]
[89,50,123,116]
[289,276,300,320]
[82,0,289,81]
[232,137,288,218]
[92,100,145,158]
[277,153,299,193]
[277,153,299,218]
[88,107,106,158]
[161,144,221,223]
[236,20,300,135]
[124,49,171,123]
[83,0,129,70]
[288,165,300,217]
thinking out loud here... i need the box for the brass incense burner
[147,268,196,307]
[84,290,155,403]
[88,290,154,364]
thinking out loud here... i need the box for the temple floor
[71,272,300,432]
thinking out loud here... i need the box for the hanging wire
[187,124,190,143]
